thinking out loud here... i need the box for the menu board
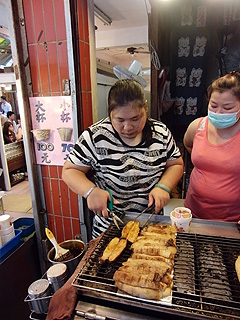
[29,96,74,166]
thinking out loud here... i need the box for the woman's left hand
[148,187,170,214]
[147,157,183,214]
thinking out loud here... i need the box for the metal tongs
[106,188,124,230]
[134,203,155,227]
[134,202,163,227]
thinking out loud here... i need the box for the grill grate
[172,233,240,319]
[73,224,240,319]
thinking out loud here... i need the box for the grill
[73,217,240,320]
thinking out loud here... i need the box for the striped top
[68,117,181,237]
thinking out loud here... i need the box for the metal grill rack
[172,233,240,319]
[73,223,240,320]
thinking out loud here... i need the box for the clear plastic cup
[170,207,192,232]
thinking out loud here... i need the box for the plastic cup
[0,214,12,230]
[170,207,192,232]
[1,229,15,245]
[0,224,14,236]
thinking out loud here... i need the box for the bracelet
[84,185,97,199]
[155,183,171,196]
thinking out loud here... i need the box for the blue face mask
[208,109,240,129]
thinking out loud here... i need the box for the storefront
[1,1,240,319]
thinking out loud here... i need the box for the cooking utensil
[133,202,160,227]
[72,221,240,320]
[133,203,154,222]
[47,239,85,275]
[106,188,124,229]
[142,211,155,228]
[45,228,72,262]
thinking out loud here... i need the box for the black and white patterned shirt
[68,117,181,238]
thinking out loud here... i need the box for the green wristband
[155,183,171,195]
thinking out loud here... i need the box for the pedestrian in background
[0,96,12,116]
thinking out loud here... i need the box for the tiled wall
[22,0,92,242]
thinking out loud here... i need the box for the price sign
[29,96,74,166]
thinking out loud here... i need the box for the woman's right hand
[87,188,111,219]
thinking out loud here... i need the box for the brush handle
[45,227,61,250]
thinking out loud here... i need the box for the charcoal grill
[73,215,240,320]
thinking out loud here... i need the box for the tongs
[106,188,124,230]
[134,202,164,227]
[134,203,155,227]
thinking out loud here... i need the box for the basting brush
[45,228,73,262]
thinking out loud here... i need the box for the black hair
[108,79,146,116]
[7,111,14,118]
[2,121,16,144]
[1,96,6,100]
[207,71,240,101]
[3,121,13,133]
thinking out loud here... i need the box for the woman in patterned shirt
[62,79,183,238]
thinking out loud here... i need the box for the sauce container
[47,263,68,293]
[47,239,85,276]
[27,279,51,314]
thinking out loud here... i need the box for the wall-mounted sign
[29,96,74,166]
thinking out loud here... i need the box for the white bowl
[31,129,51,141]
[57,127,73,141]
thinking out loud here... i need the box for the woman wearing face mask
[184,71,240,222]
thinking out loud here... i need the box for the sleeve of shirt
[165,127,181,160]
[67,129,97,167]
